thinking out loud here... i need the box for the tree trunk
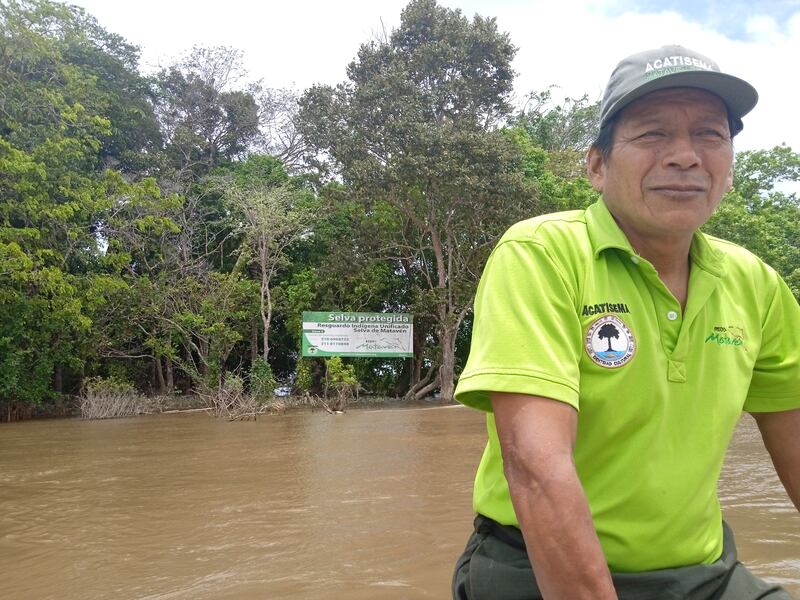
[438,324,457,401]
[53,365,63,394]
[261,273,272,362]
[154,356,166,394]
[411,322,427,387]
[310,359,325,396]
[394,358,412,397]
[407,362,437,400]
[412,372,441,401]
[251,323,258,366]
[198,338,209,376]
[165,357,174,393]
[78,363,85,400]
[428,224,456,401]
[149,357,156,394]
[3,401,31,423]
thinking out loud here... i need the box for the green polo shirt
[455,200,800,573]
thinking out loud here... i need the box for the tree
[597,323,619,352]
[153,46,262,184]
[705,145,800,300]
[216,155,312,362]
[298,0,535,400]
[259,87,310,174]
[510,88,600,180]
[0,1,160,412]
[0,0,160,170]
[513,88,600,152]
[504,125,599,214]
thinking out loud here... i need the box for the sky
[67,0,800,154]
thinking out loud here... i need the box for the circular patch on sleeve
[585,315,636,368]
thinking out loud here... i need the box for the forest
[1,0,798,420]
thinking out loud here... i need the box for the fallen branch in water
[319,399,344,415]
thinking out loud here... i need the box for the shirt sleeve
[743,272,800,412]
[454,238,583,413]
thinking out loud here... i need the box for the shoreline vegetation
[1,1,797,424]
[17,391,455,423]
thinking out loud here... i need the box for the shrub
[80,377,153,419]
[205,371,282,420]
[207,373,245,417]
[295,358,312,394]
[324,357,358,411]
[249,358,276,402]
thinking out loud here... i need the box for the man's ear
[586,146,606,193]
[725,162,734,192]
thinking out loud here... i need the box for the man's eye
[697,129,725,138]
[637,130,664,139]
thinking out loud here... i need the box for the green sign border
[302,311,413,358]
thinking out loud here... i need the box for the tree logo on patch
[585,315,635,368]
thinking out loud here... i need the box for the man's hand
[750,408,800,511]
[491,392,618,600]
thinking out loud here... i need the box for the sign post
[301,312,413,358]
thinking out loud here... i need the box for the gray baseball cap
[599,45,758,134]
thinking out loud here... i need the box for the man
[452,45,800,600]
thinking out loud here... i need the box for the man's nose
[662,134,701,169]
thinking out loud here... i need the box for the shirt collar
[586,200,635,257]
[689,229,726,277]
[585,200,726,277]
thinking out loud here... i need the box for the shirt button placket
[664,309,684,382]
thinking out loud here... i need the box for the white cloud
[68,0,800,152]
[472,2,800,152]
[745,15,780,41]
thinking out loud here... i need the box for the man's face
[587,88,734,246]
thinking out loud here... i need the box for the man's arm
[491,392,617,600]
[750,408,800,511]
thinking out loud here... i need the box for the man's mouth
[650,184,707,195]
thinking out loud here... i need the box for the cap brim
[602,71,758,133]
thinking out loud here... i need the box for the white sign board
[302,312,413,357]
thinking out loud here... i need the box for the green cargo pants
[453,516,795,600]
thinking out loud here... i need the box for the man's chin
[646,200,717,228]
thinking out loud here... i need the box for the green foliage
[84,375,135,396]
[232,154,290,188]
[512,88,600,154]
[0,0,160,168]
[298,0,535,400]
[0,240,91,404]
[0,0,163,406]
[325,356,358,387]
[249,358,276,401]
[705,146,800,300]
[214,156,314,363]
[1,0,797,414]
[505,126,600,213]
[295,358,313,393]
[732,145,800,200]
[223,373,245,397]
[153,46,263,180]
[325,356,358,407]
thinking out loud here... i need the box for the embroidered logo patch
[585,315,636,368]
[704,325,746,349]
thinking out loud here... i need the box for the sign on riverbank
[301,312,413,357]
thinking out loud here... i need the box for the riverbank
[10,393,456,422]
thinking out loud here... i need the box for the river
[1,405,797,599]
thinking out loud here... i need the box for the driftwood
[319,398,345,415]
[405,363,439,401]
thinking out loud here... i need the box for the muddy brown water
[0,406,797,599]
